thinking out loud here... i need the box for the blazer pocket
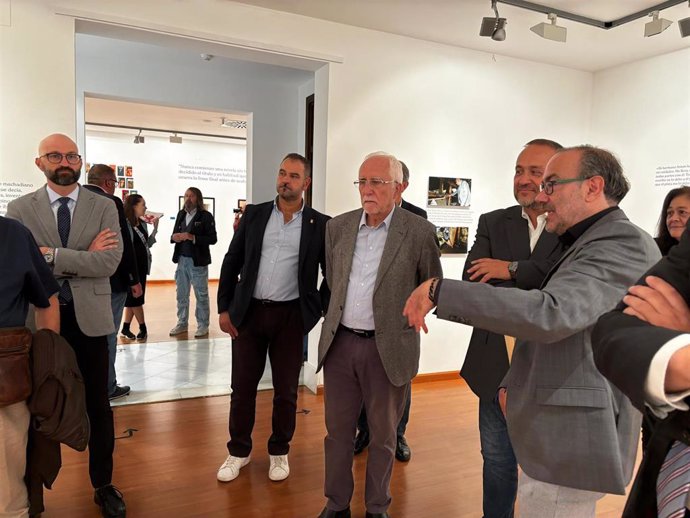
[536,386,608,408]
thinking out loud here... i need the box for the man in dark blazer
[593,223,690,517]
[85,164,141,400]
[460,139,564,518]
[6,133,125,518]
[316,152,442,518]
[353,159,427,462]
[405,146,660,517]
[216,153,329,484]
[169,187,217,338]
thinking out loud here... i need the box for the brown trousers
[323,328,408,514]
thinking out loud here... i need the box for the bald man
[6,134,126,518]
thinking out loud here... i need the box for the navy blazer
[171,209,217,267]
[401,199,428,219]
[217,200,330,333]
[461,205,564,399]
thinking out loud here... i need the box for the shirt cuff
[644,333,690,418]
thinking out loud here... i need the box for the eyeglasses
[40,152,82,165]
[540,177,588,195]
[353,178,396,188]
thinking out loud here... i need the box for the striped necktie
[57,197,72,303]
[657,440,690,518]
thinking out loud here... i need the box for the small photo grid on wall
[85,162,134,201]
[436,226,469,254]
[427,177,471,208]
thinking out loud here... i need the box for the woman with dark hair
[120,194,158,340]
[655,186,690,255]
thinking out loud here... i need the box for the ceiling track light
[678,1,690,37]
[479,0,507,41]
[220,117,248,129]
[133,129,144,144]
[645,10,673,37]
[531,12,567,43]
[169,132,182,144]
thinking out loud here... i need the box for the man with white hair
[315,152,442,518]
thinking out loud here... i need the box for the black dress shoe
[354,429,370,455]
[395,435,411,462]
[365,512,390,518]
[317,506,351,518]
[94,485,126,518]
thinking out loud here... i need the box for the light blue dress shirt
[46,184,79,223]
[253,198,304,301]
[341,206,395,331]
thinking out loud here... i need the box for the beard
[184,199,196,212]
[277,183,300,202]
[46,166,80,186]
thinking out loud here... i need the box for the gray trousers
[323,328,408,514]
[517,470,603,518]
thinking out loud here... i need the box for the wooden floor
[41,379,632,518]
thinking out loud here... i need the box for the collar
[273,197,305,216]
[359,204,395,230]
[46,184,79,204]
[520,208,548,224]
[559,206,620,247]
[185,208,198,217]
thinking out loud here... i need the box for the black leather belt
[339,324,375,339]
[251,298,298,306]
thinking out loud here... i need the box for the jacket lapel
[32,188,61,248]
[374,208,407,294]
[505,207,531,260]
[299,206,315,271]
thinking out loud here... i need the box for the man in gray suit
[6,134,126,518]
[404,146,660,517]
[316,152,442,518]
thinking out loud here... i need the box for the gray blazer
[318,207,442,387]
[436,209,660,494]
[7,185,122,337]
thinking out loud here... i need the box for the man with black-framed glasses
[6,134,126,518]
[405,145,660,518]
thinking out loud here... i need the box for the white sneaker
[169,324,188,336]
[268,454,289,481]
[194,327,209,338]
[217,455,250,482]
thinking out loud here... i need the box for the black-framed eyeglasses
[40,152,82,165]
[353,178,396,188]
[540,177,587,195]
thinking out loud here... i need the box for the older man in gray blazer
[404,146,660,517]
[6,133,125,518]
[316,152,442,518]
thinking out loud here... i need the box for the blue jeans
[107,291,127,394]
[478,396,517,518]
[175,256,210,328]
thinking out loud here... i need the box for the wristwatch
[508,261,518,280]
[43,248,55,266]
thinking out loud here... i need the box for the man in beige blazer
[6,134,125,518]
[316,152,442,518]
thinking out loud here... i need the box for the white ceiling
[234,0,690,71]
[84,97,248,140]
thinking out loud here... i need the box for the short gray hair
[363,151,403,183]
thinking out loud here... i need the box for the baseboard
[314,371,463,395]
[147,279,219,285]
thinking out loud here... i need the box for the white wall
[590,47,690,236]
[2,0,598,378]
[85,130,246,280]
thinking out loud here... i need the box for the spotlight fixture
[678,2,690,38]
[200,53,214,61]
[531,13,567,42]
[479,0,507,41]
[169,133,182,144]
[133,129,144,144]
[220,117,247,129]
[645,10,672,37]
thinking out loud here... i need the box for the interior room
[1,0,689,516]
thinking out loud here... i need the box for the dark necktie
[657,440,690,518]
[57,197,73,302]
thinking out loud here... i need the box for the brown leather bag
[0,327,32,407]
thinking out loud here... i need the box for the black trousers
[60,302,114,488]
[227,299,303,457]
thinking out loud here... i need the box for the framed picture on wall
[117,166,125,177]
[435,226,469,254]
[118,178,126,189]
[178,196,215,216]
[121,189,129,201]
[427,177,472,208]
[126,178,134,189]
[125,166,133,177]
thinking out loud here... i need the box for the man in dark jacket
[169,187,217,338]
[85,164,141,400]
